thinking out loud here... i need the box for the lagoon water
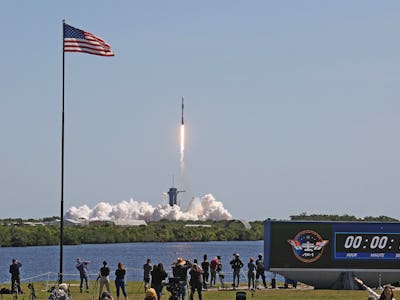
[0,240,282,284]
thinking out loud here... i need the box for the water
[0,241,279,285]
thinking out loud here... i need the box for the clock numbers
[344,235,388,250]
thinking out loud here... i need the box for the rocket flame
[180,124,185,164]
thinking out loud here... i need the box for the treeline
[0,220,264,247]
[1,214,397,247]
[289,213,399,222]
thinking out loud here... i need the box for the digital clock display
[265,221,400,270]
[335,233,400,260]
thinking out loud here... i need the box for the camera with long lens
[166,277,180,300]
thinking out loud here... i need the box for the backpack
[256,259,264,270]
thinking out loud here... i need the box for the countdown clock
[264,221,400,289]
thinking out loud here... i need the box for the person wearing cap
[76,257,90,293]
[144,288,158,300]
[255,253,267,289]
[98,261,110,299]
[229,253,244,288]
[172,257,192,300]
[355,277,396,300]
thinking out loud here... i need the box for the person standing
[255,253,267,289]
[151,263,167,300]
[247,257,256,290]
[9,258,22,293]
[209,257,218,287]
[172,257,192,300]
[115,262,128,300]
[230,253,243,288]
[98,261,111,299]
[189,263,203,300]
[143,259,153,293]
[200,255,209,290]
[216,256,225,289]
[76,257,90,293]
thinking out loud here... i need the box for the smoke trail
[65,194,232,221]
[180,124,185,167]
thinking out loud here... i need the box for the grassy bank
[0,281,376,300]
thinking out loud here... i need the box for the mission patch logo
[288,230,329,263]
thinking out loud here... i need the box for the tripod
[12,281,19,300]
[28,283,36,300]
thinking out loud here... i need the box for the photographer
[172,258,192,300]
[9,258,22,294]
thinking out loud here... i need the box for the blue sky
[1,1,399,221]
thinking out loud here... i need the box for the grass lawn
[0,281,378,300]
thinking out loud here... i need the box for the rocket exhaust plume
[180,97,185,167]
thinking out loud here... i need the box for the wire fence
[9,268,284,291]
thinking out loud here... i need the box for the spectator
[355,277,396,300]
[115,262,128,300]
[98,261,111,299]
[255,253,267,289]
[189,263,203,300]
[9,259,22,294]
[143,259,153,293]
[230,253,244,288]
[209,257,219,287]
[76,258,90,293]
[247,257,256,290]
[172,257,192,300]
[100,291,114,300]
[200,255,209,289]
[144,288,158,300]
[151,263,167,300]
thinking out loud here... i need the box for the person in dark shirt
[172,257,192,300]
[151,263,167,300]
[98,260,111,299]
[200,255,209,289]
[247,257,256,290]
[255,253,267,289]
[115,262,128,300]
[143,258,153,293]
[229,253,244,288]
[9,259,22,293]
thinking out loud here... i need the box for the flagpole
[59,19,65,284]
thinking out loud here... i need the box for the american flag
[64,23,115,57]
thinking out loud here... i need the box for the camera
[166,277,180,300]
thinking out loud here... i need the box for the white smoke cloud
[65,194,232,221]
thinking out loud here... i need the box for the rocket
[181,96,184,125]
